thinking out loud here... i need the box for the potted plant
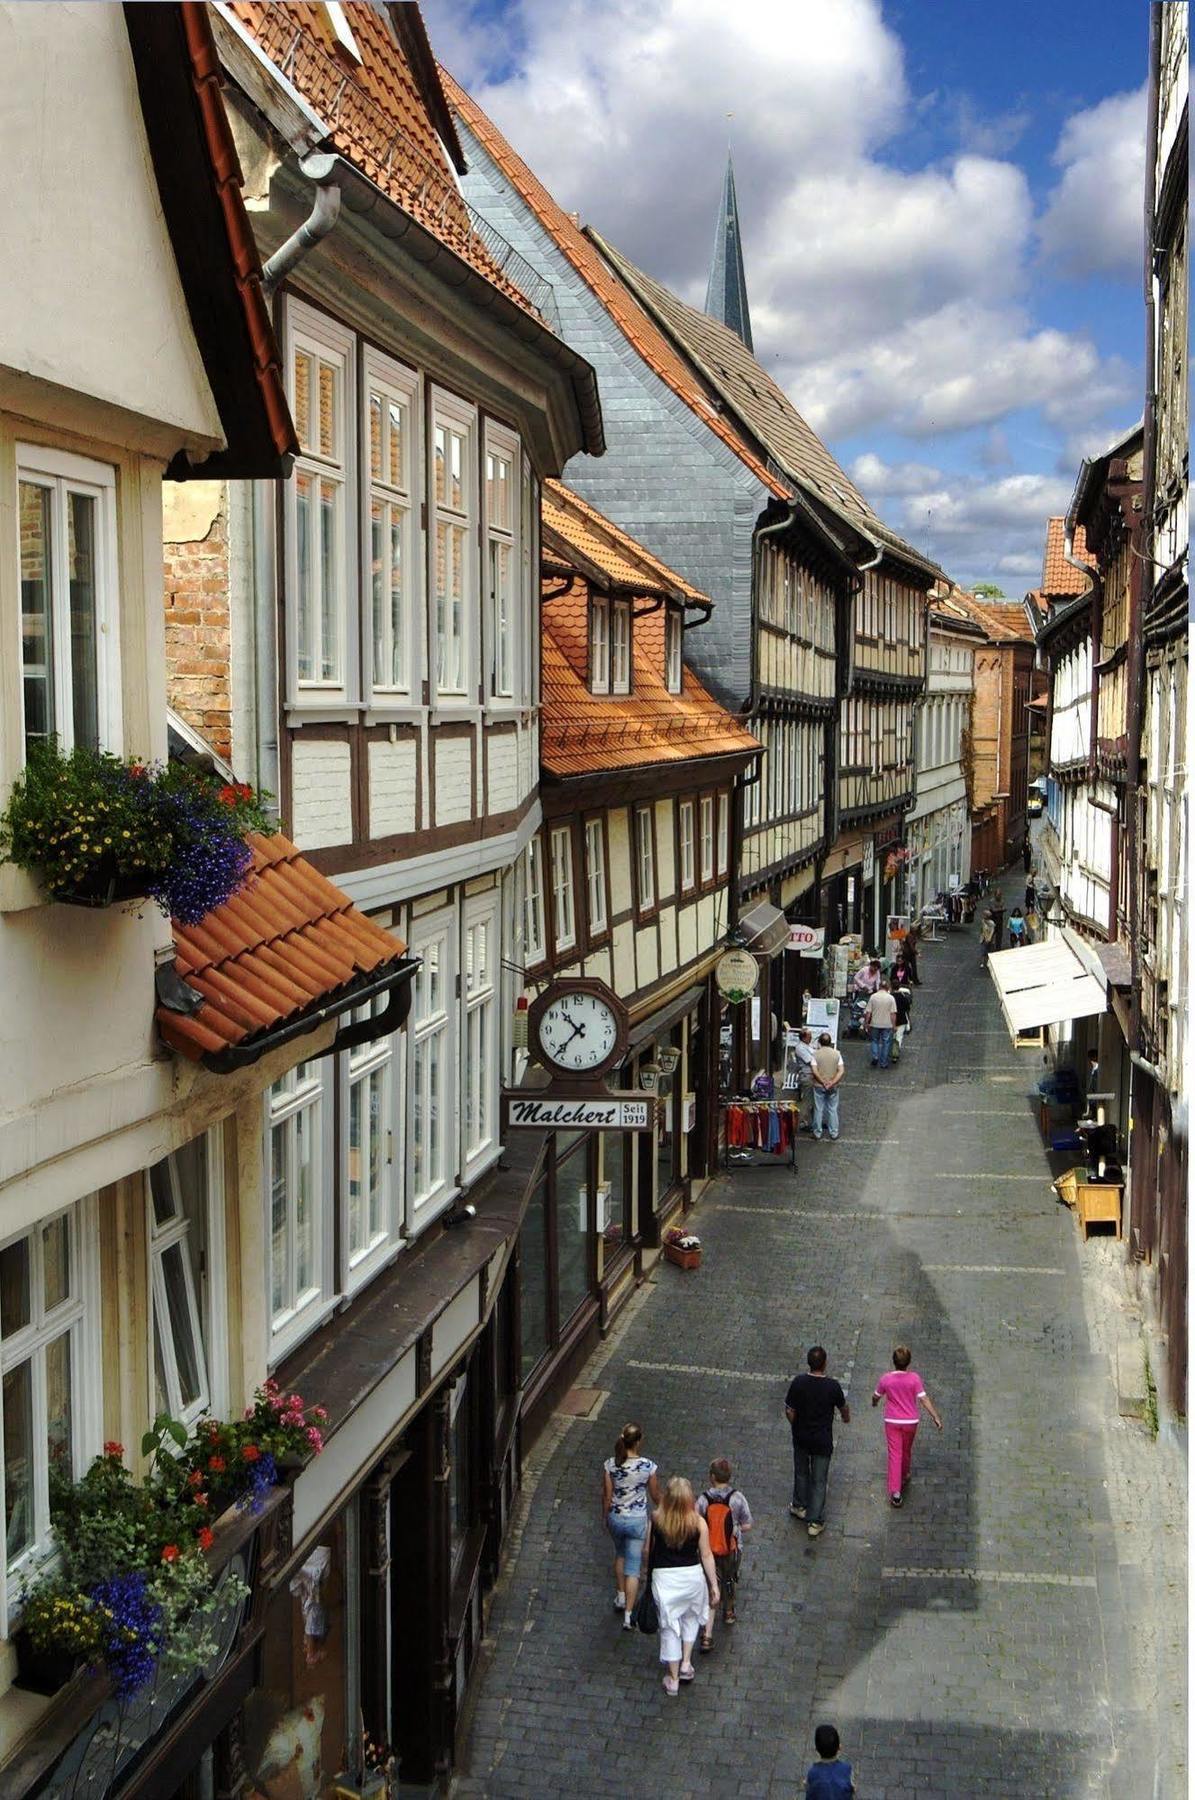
[177,1381,329,1514]
[662,1227,702,1272]
[0,740,274,924]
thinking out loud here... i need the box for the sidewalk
[453,877,1186,1799]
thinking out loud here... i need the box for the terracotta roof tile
[541,489,759,779]
[1042,517,1095,596]
[542,481,706,601]
[157,831,407,1063]
[946,589,1036,643]
[440,70,789,504]
[226,4,537,319]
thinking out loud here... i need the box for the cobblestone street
[455,886,1184,1800]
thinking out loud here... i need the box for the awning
[627,981,706,1051]
[988,938,1107,1039]
[736,899,790,957]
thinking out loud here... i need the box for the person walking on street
[979,909,996,967]
[1025,874,1038,916]
[646,1478,720,1695]
[989,894,1005,949]
[1022,835,1032,873]
[871,1346,943,1507]
[851,957,882,999]
[785,1346,850,1537]
[695,1457,752,1646]
[864,980,898,1068]
[793,1026,817,1132]
[1008,905,1028,948]
[601,1423,660,1629]
[892,981,913,1060]
[805,1724,855,1797]
[810,1033,844,1141]
[903,924,922,986]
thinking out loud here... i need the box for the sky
[421,0,1148,593]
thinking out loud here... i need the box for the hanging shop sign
[502,1092,653,1131]
[862,838,875,883]
[715,948,760,1004]
[785,923,826,956]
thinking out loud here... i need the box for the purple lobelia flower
[89,1572,165,1699]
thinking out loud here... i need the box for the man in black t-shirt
[785,1346,850,1537]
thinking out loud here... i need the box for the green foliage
[972,582,1006,598]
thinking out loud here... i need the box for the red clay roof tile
[1042,517,1095,596]
[157,831,407,1063]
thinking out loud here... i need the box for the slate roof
[439,69,789,503]
[157,831,409,1063]
[589,230,941,581]
[1042,517,1096,596]
[541,489,759,779]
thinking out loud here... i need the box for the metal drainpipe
[262,153,342,297]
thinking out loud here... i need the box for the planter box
[662,1243,702,1272]
[12,1632,80,1696]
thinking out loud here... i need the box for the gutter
[195,957,419,1074]
[262,153,342,296]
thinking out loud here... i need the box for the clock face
[536,990,621,1073]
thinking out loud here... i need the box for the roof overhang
[988,937,1107,1041]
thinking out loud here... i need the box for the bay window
[585,817,608,936]
[611,600,631,694]
[1,1200,98,1605]
[665,607,683,693]
[346,1006,394,1276]
[18,446,118,755]
[485,425,518,701]
[678,800,696,893]
[463,898,498,1171]
[523,836,547,967]
[266,1062,330,1355]
[288,306,353,692]
[410,914,454,1214]
[432,391,476,699]
[550,825,575,953]
[365,349,417,697]
[148,1131,226,1429]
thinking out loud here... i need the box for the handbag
[630,1582,658,1634]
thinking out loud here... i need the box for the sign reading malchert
[504,1094,652,1130]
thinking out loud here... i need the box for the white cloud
[851,461,1073,589]
[849,453,942,496]
[1040,87,1147,278]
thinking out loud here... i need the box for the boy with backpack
[695,1456,752,1646]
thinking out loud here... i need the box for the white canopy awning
[988,938,1108,1038]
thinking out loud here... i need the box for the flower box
[12,1630,80,1697]
[662,1242,702,1272]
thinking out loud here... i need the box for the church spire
[704,151,753,352]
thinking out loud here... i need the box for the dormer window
[589,595,610,694]
[610,599,631,694]
[665,607,683,693]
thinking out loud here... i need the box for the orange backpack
[703,1490,740,1557]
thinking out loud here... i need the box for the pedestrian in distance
[785,1346,850,1537]
[989,893,1005,949]
[1022,835,1032,873]
[1008,904,1028,947]
[601,1423,660,1630]
[695,1457,752,1646]
[851,957,882,998]
[904,923,922,985]
[1025,873,1038,915]
[892,981,913,1060]
[871,1345,943,1507]
[646,1477,720,1695]
[810,1033,844,1141]
[979,908,995,967]
[793,1026,817,1132]
[805,1723,855,1797]
[863,979,898,1068]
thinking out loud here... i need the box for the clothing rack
[720,1099,799,1172]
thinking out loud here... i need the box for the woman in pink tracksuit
[871,1346,943,1506]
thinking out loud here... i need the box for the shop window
[519,1174,549,1379]
[266,1063,331,1358]
[449,1373,472,1570]
[1,1200,98,1617]
[18,446,118,756]
[555,1133,591,1327]
[148,1130,227,1429]
[601,1134,631,1253]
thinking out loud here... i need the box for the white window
[550,825,575,952]
[678,800,696,892]
[717,792,730,875]
[365,349,417,697]
[266,1062,329,1354]
[665,608,683,693]
[17,447,119,755]
[463,898,498,1171]
[611,600,632,695]
[1,1202,99,1604]
[432,391,477,698]
[636,805,655,911]
[700,795,715,884]
[523,836,547,966]
[485,425,518,701]
[589,596,610,694]
[410,914,455,1215]
[287,305,354,693]
[346,1007,394,1275]
[585,817,608,934]
[148,1131,227,1429]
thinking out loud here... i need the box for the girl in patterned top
[601,1423,661,1628]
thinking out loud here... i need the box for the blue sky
[424,0,1148,591]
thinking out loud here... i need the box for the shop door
[390,1404,445,1787]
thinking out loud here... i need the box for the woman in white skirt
[646,1478,720,1695]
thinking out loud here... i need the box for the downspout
[261,153,343,297]
[1130,3,1163,1056]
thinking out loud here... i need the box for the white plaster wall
[658,904,678,976]
[608,809,632,914]
[654,799,676,898]
[0,4,222,447]
[291,738,353,849]
[368,739,418,838]
[677,902,697,970]
[637,927,659,989]
[613,921,635,990]
[487,731,518,816]
[434,735,473,826]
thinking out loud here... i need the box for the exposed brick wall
[162,484,231,761]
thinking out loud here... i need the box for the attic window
[610,600,632,695]
[589,595,609,694]
[319,3,362,63]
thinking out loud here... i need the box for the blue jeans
[812,1087,839,1139]
[870,1026,893,1067]
[792,1444,831,1524]
[607,1510,647,1577]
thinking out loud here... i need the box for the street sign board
[785,923,825,956]
[502,1092,653,1131]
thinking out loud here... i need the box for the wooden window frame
[583,814,610,944]
[284,299,356,702]
[677,799,696,895]
[634,803,657,917]
[589,594,610,695]
[610,599,632,695]
[549,823,577,955]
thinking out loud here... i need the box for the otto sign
[504,1094,652,1131]
[785,924,825,956]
